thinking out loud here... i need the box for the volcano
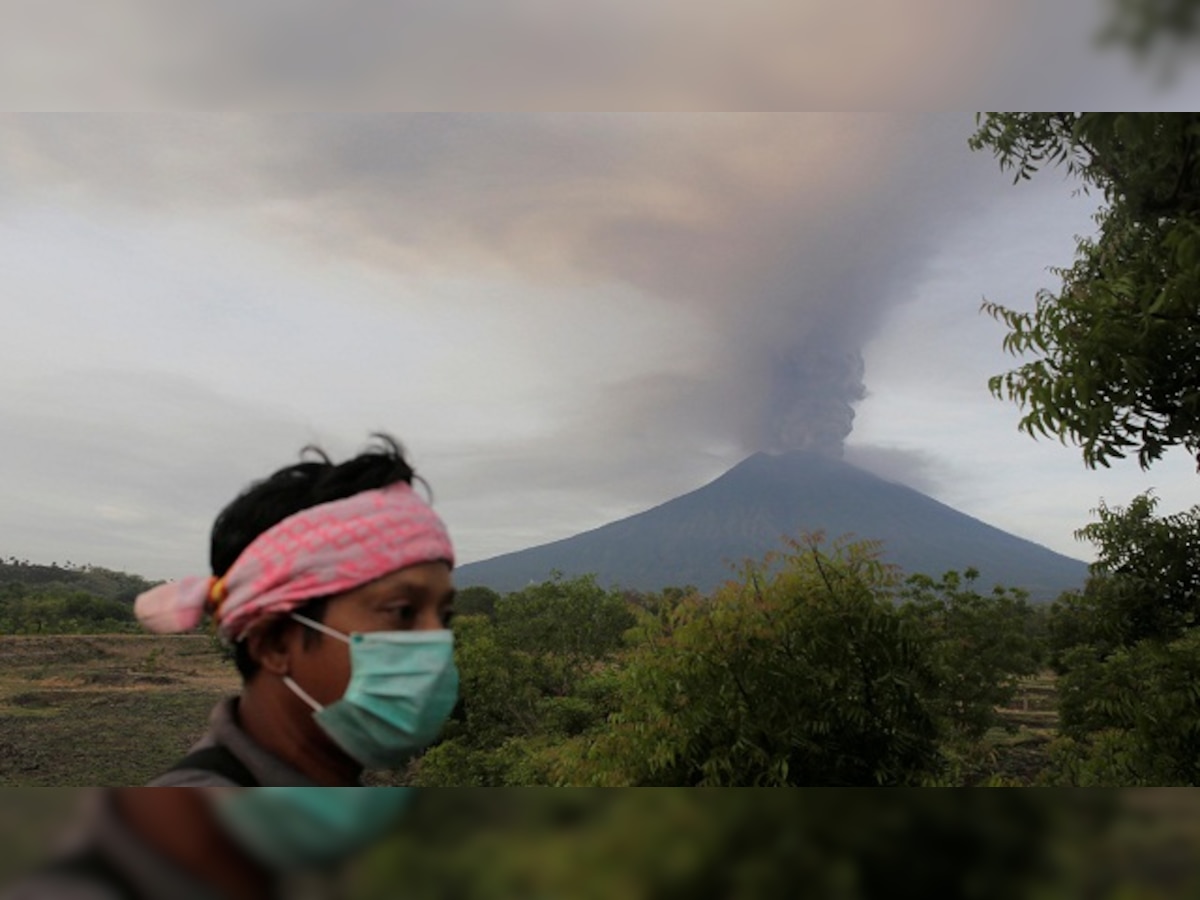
[453,451,1089,600]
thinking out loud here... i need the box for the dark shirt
[0,791,236,900]
[147,697,318,787]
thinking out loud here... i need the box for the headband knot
[206,576,228,613]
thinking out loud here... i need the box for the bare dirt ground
[0,634,238,786]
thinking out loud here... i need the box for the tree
[970,113,1200,469]
[1051,630,1200,786]
[547,537,947,787]
[410,575,633,786]
[411,614,549,786]
[493,573,635,687]
[1081,493,1200,640]
[456,585,500,620]
[1045,494,1200,784]
[1046,493,1200,667]
[1100,0,1200,64]
[897,570,1040,742]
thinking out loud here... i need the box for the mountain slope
[454,451,1089,599]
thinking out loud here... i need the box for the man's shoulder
[148,697,258,786]
[201,696,318,786]
[149,695,314,787]
[147,744,256,787]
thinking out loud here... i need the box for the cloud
[6,111,1185,572]
[0,114,1008,459]
[0,3,1076,110]
[7,1,1200,110]
[0,367,324,577]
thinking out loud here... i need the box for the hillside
[0,559,157,603]
[454,451,1091,599]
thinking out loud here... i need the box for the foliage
[0,559,154,634]
[1045,495,1200,784]
[622,585,701,621]
[547,538,947,787]
[971,112,1200,785]
[1046,583,1115,671]
[897,569,1040,741]
[412,574,633,786]
[1047,493,1200,667]
[493,572,636,675]
[1078,492,1200,640]
[409,540,1056,787]
[971,112,1200,469]
[455,585,500,620]
[0,558,155,603]
[1100,0,1200,63]
[413,615,545,786]
[0,590,139,634]
[1050,630,1200,785]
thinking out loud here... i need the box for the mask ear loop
[291,613,353,644]
[282,675,325,713]
[283,613,355,713]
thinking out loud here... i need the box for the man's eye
[390,606,415,624]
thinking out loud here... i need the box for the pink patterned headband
[134,483,454,642]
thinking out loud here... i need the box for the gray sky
[3,9,1200,581]
[2,0,1198,109]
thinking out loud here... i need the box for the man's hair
[211,433,420,680]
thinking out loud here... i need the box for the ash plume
[766,344,866,457]
[0,114,995,477]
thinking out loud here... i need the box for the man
[136,433,459,787]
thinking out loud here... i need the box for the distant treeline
[0,559,159,634]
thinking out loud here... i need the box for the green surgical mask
[214,787,412,871]
[284,614,459,769]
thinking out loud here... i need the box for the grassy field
[0,634,238,786]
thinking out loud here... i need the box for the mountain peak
[455,453,1087,599]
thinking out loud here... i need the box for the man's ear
[242,617,299,676]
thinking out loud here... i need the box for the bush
[897,570,1040,741]
[410,576,635,786]
[548,537,947,786]
[1046,495,1200,785]
[1051,630,1200,785]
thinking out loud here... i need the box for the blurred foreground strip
[349,789,1200,899]
[3,789,1200,898]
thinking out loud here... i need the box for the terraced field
[987,671,1060,784]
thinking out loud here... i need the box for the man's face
[284,560,456,708]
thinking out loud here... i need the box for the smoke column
[765,341,866,456]
[0,114,988,469]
